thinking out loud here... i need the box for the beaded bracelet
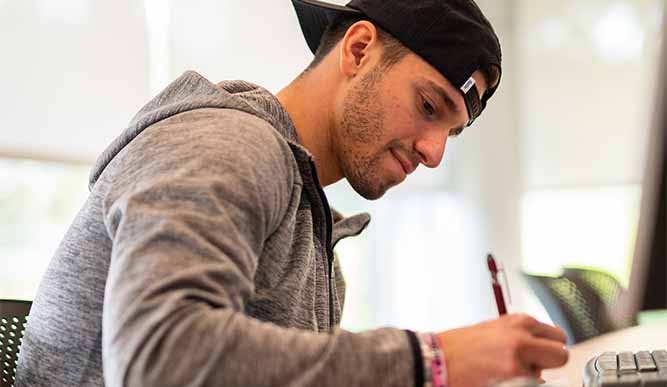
[418,332,448,387]
[429,334,447,387]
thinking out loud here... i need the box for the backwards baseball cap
[291,0,502,127]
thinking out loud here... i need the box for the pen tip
[487,254,497,272]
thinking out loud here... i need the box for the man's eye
[422,98,435,116]
[449,127,463,137]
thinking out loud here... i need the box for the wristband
[418,332,448,387]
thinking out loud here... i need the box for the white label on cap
[461,77,476,94]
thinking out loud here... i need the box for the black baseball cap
[291,0,502,127]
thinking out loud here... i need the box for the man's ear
[338,21,379,78]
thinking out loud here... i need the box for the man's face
[332,51,489,200]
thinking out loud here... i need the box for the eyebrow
[424,79,461,115]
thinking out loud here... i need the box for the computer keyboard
[584,349,667,386]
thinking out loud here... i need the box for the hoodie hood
[89,71,306,190]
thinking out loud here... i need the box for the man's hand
[436,314,569,387]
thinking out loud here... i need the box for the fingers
[519,335,569,370]
[509,314,568,344]
[527,321,568,344]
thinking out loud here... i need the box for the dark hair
[480,64,501,92]
[303,14,409,73]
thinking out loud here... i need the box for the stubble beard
[334,67,396,200]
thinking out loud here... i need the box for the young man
[17,1,568,386]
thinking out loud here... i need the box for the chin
[357,188,385,201]
[344,158,401,200]
[350,178,396,201]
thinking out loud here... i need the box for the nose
[414,128,448,168]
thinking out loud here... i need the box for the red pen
[487,253,507,315]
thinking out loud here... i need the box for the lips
[391,148,416,175]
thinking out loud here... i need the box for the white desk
[543,321,667,386]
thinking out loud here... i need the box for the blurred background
[0,0,664,333]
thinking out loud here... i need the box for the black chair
[561,267,634,328]
[0,300,31,387]
[523,267,631,346]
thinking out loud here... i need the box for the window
[516,0,663,285]
[0,159,89,299]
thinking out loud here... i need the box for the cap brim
[292,0,362,54]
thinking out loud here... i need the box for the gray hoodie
[16,71,417,387]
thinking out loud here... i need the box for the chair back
[562,267,635,329]
[0,300,31,387]
[523,268,627,345]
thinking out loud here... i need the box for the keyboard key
[637,351,658,371]
[597,359,619,372]
[653,350,667,370]
[597,352,618,372]
[618,352,637,373]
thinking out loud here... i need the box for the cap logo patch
[461,77,476,94]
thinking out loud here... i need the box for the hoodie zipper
[307,160,336,331]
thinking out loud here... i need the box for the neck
[276,69,343,187]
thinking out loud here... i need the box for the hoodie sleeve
[98,108,417,387]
